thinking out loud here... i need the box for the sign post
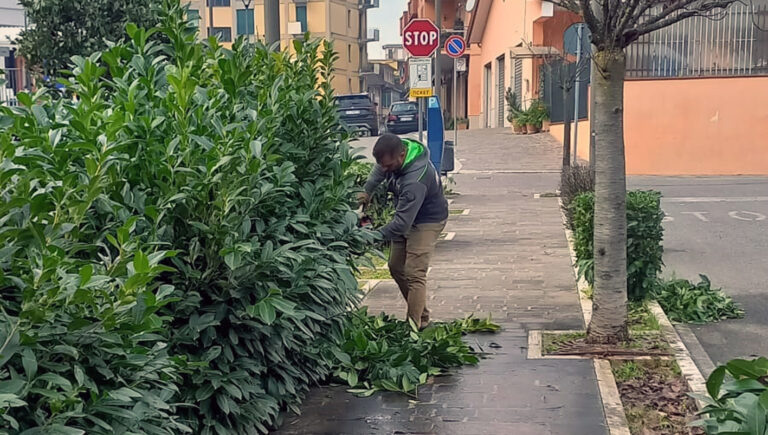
[403,18,440,143]
[409,57,432,142]
[444,35,466,150]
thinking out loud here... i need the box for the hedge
[569,191,665,301]
[0,1,375,433]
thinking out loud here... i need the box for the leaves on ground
[331,309,500,397]
[653,275,744,324]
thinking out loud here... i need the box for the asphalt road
[629,176,768,368]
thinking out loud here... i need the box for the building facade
[465,0,768,175]
[186,0,378,94]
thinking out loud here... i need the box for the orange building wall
[550,76,768,175]
[466,0,526,127]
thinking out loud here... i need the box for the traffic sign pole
[453,57,457,148]
[444,35,466,150]
[403,19,440,144]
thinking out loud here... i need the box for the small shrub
[560,164,594,214]
[653,275,744,324]
[693,357,768,434]
[570,191,665,301]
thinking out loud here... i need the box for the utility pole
[434,0,442,111]
[265,0,280,47]
[572,23,583,166]
[208,0,214,37]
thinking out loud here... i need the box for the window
[391,102,417,114]
[208,27,232,42]
[347,44,352,62]
[347,10,352,28]
[382,92,392,109]
[296,5,307,33]
[348,78,353,92]
[207,0,230,6]
[236,9,254,35]
[187,9,200,25]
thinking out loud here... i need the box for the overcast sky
[367,0,408,60]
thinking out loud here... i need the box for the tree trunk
[589,49,597,179]
[586,49,629,345]
[562,82,571,170]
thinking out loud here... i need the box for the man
[360,134,448,329]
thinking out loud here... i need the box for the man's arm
[363,164,386,195]
[379,182,427,240]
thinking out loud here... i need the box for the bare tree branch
[615,0,643,40]
[629,0,735,41]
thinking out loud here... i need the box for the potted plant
[457,118,469,130]
[505,88,524,134]
[523,108,539,134]
[515,112,529,134]
[532,100,550,132]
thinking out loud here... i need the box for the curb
[648,301,709,408]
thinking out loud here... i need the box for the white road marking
[680,211,710,222]
[665,196,768,203]
[729,211,767,221]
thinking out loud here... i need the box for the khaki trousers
[388,220,447,328]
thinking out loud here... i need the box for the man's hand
[357,192,370,207]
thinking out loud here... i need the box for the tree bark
[562,81,571,170]
[586,49,629,345]
[588,53,596,179]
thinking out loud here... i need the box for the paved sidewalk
[277,129,607,435]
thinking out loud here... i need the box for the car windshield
[335,96,370,108]
[391,103,417,114]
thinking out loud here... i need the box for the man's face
[377,150,406,174]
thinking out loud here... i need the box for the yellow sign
[410,88,433,98]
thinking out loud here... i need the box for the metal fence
[626,1,768,78]
[539,59,590,123]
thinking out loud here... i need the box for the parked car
[386,101,424,134]
[333,94,379,136]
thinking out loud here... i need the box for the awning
[509,45,561,58]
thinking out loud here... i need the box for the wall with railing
[626,1,768,78]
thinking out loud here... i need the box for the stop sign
[403,19,440,57]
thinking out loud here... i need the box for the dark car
[386,101,424,134]
[334,94,379,136]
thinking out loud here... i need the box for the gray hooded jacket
[364,139,449,240]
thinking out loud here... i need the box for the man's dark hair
[373,134,405,161]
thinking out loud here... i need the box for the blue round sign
[444,35,466,58]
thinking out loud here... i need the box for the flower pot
[526,124,539,134]
[458,123,468,130]
[542,119,551,132]
[512,122,524,134]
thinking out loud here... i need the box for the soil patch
[612,359,703,435]
[543,331,671,358]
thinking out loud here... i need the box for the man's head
[373,134,406,173]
